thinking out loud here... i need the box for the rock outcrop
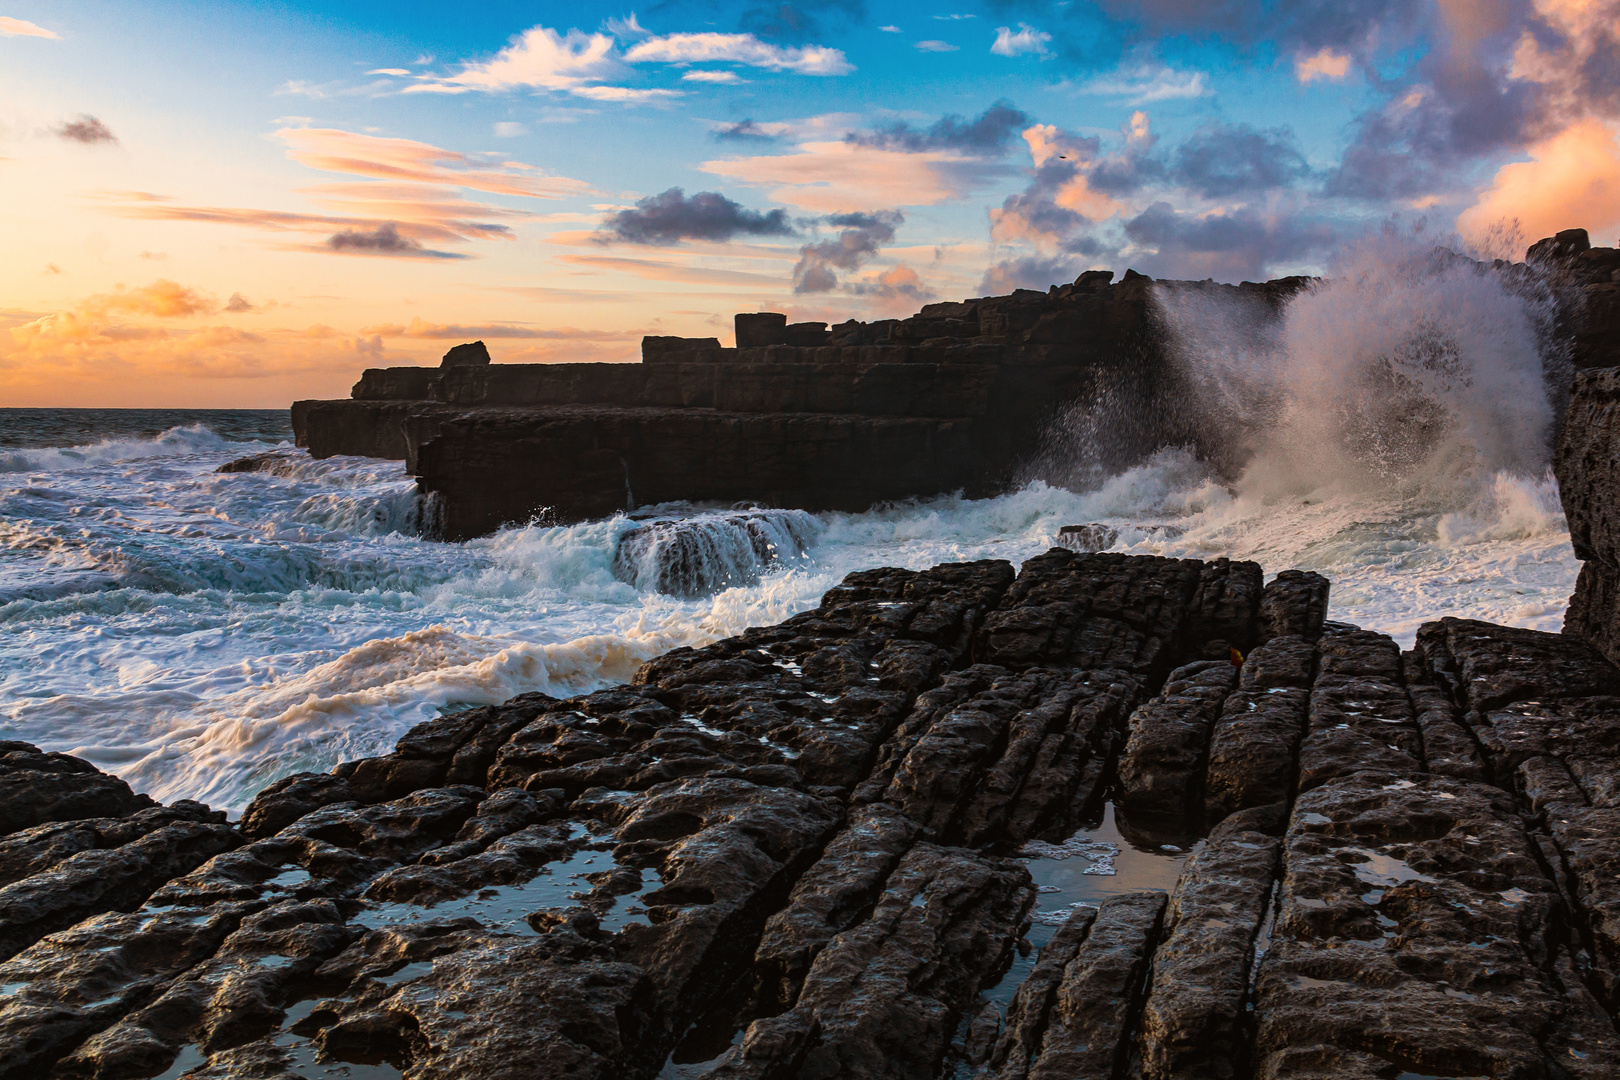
[5,551,1619,1079]
[289,272,1312,539]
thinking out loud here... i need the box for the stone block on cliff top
[440,340,491,367]
[735,312,787,347]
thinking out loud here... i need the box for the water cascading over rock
[611,509,821,597]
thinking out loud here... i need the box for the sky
[2,0,1619,407]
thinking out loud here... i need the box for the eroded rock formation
[5,549,1620,1079]
[289,272,1312,539]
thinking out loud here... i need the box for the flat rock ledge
[3,551,1619,1079]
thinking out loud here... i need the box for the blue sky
[2,0,1618,405]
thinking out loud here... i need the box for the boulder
[440,340,491,367]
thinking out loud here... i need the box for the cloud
[713,118,778,142]
[561,253,784,285]
[411,22,851,101]
[734,0,867,44]
[99,126,584,260]
[915,40,959,52]
[0,16,57,38]
[845,100,1031,157]
[1170,122,1310,196]
[704,139,995,212]
[55,115,117,145]
[1458,118,1620,247]
[684,70,747,83]
[360,318,635,340]
[1295,47,1352,83]
[368,68,412,77]
[599,187,795,244]
[91,280,217,317]
[793,210,902,292]
[844,263,935,301]
[1122,201,1338,280]
[493,121,528,137]
[991,24,1052,58]
[224,293,256,313]
[978,255,1084,294]
[415,25,621,94]
[325,222,467,258]
[1077,64,1211,104]
[623,32,853,74]
[879,25,901,33]
[275,127,591,199]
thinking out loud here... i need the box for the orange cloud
[702,141,969,212]
[360,318,641,340]
[560,253,784,285]
[92,279,216,317]
[1295,48,1351,83]
[1458,119,1620,246]
[275,127,592,200]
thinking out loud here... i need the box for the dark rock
[1528,227,1591,263]
[1117,661,1239,821]
[1258,570,1329,642]
[1253,773,1619,1078]
[1297,628,1420,791]
[1139,815,1280,1080]
[1185,558,1264,653]
[973,550,1205,681]
[983,891,1166,1080]
[749,803,926,1014]
[213,449,307,475]
[705,843,1033,1080]
[441,340,492,367]
[0,744,157,838]
[0,818,241,962]
[1559,368,1620,662]
[735,312,788,347]
[1055,523,1118,551]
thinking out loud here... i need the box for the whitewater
[0,239,1580,813]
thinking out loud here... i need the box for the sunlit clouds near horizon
[3,0,1619,406]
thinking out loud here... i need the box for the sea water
[0,241,1578,812]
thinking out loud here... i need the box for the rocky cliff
[290,271,1310,540]
[4,550,1620,1079]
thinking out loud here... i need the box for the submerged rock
[611,509,820,598]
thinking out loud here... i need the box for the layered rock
[289,273,1313,539]
[5,555,1620,1079]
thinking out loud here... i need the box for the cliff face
[291,272,1310,540]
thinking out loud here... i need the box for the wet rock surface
[4,555,1620,1079]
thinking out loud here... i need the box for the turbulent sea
[0,244,1582,814]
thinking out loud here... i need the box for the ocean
[0,247,1580,814]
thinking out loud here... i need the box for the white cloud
[424,26,621,94]
[624,32,852,75]
[493,121,529,137]
[915,40,959,53]
[570,85,683,102]
[879,25,902,33]
[683,70,747,84]
[991,24,1051,58]
[367,68,412,76]
[1078,65,1210,104]
[933,14,976,20]
[0,16,57,38]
